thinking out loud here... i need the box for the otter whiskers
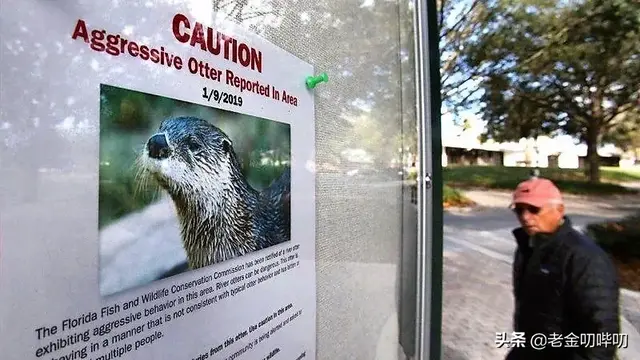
[137,116,291,270]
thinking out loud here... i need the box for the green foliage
[464,0,640,182]
[99,154,160,228]
[100,85,154,132]
[443,165,639,195]
[98,84,290,229]
[600,166,640,181]
[443,184,475,207]
[603,119,640,152]
[586,212,640,260]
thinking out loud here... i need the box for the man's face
[513,202,564,235]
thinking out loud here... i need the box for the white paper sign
[0,1,317,360]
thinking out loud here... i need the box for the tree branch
[548,80,592,121]
[440,0,483,43]
[604,102,637,124]
[439,0,447,30]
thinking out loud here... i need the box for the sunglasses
[513,204,541,216]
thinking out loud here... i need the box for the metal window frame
[412,0,444,359]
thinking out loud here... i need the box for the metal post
[412,0,443,359]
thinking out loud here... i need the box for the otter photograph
[98,84,291,297]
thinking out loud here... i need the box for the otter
[138,116,291,270]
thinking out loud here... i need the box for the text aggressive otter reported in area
[0,2,317,360]
[70,13,300,111]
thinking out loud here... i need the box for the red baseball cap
[511,177,563,208]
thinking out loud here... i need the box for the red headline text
[69,16,298,107]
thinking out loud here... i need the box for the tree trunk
[586,88,605,184]
[585,125,601,184]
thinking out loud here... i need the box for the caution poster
[0,2,317,360]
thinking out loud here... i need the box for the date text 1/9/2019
[202,88,243,107]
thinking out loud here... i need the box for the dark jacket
[506,217,620,360]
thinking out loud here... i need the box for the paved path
[442,242,640,360]
[441,249,512,359]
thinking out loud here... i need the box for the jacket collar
[512,216,572,250]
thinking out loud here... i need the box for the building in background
[442,133,631,169]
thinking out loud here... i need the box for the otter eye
[222,139,231,153]
[186,137,201,152]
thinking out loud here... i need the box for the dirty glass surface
[252,1,420,358]
[0,0,421,359]
[255,1,421,358]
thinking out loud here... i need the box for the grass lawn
[443,166,640,195]
[586,212,640,292]
[600,166,640,181]
[406,182,475,208]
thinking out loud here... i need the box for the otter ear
[222,139,232,154]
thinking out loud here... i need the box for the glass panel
[211,1,425,358]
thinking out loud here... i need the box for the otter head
[139,116,238,208]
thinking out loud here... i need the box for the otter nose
[147,134,170,159]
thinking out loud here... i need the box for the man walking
[506,177,620,360]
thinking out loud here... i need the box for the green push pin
[306,72,328,89]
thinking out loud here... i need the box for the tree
[464,0,640,183]
[438,0,492,116]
